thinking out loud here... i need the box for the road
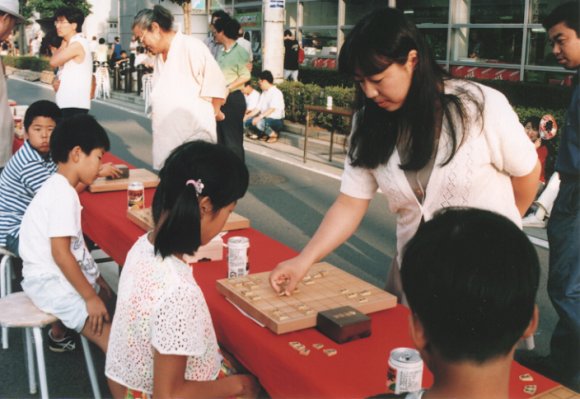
[1,77,559,397]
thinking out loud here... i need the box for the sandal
[266,134,278,143]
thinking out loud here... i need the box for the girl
[105,141,259,398]
[269,8,540,301]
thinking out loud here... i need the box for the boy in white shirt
[20,114,114,354]
[244,70,285,143]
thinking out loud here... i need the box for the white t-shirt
[55,34,93,110]
[258,85,285,120]
[105,234,222,394]
[19,173,99,285]
[244,89,260,111]
[340,80,538,267]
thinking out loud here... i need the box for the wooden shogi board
[216,262,397,334]
[127,208,250,232]
[88,169,159,192]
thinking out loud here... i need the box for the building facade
[223,0,575,86]
[114,0,574,86]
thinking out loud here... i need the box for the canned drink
[326,95,333,109]
[227,236,250,278]
[386,348,423,394]
[127,181,145,210]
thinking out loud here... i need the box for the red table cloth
[79,154,560,398]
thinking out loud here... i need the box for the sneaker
[48,329,76,352]
[522,214,546,228]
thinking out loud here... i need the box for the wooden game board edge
[216,281,281,333]
[88,169,160,192]
[126,209,151,231]
[530,385,577,399]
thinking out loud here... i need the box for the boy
[394,208,540,398]
[244,70,285,143]
[50,7,92,117]
[0,100,61,257]
[20,114,113,353]
[242,81,260,120]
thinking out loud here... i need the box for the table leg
[303,110,311,163]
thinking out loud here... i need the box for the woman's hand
[269,255,312,296]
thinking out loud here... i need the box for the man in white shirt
[244,70,285,143]
[242,81,260,117]
[50,7,93,118]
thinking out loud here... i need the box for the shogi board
[88,169,159,192]
[216,262,397,334]
[127,207,250,232]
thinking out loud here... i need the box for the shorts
[21,274,98,333]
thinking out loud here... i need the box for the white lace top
[341,80,538,267]
[105,234,222,394]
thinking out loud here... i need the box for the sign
[237,11,262,28]
[191,0,206,14]
[269,0,285,9]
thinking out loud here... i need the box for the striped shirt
[0,140,57,246]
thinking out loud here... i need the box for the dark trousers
[61,108,89,119]
[547,179,580,384]
[217,90,246,162]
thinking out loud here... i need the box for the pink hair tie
[186,179,204,195]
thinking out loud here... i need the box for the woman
[214,16,251,161]
[132,5,227,170]
[269,8,540,301]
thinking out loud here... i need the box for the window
[451,28,522,64]
[303,0,338,26]
[420,29,448,60]
[397,0,449,24]
[529,0,571,24]
[345,0,390,26]
[468,0,524,23]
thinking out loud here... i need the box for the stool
[0,247,16,349]
[0,292,102,399]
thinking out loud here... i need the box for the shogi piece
[89,168,159,192]
[316,306,371,344]
[216,262,397,334]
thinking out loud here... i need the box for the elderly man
[0,0,24,174]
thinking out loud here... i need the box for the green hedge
[277,80,569,141]
[1,55,50,72]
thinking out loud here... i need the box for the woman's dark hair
[54,7,85,32]
[152,141,249,259]
[214,17,240,40]
[339,8,483,170]
[133,5,174,32]
[49,114,110,163]
[402,208,540,363]
[40,30,63,56]
[24,100,62,131]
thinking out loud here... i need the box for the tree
[165,0,192,35]
[23,0,92,19]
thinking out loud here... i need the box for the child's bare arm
[153,350,260,398]
[51,237,110,335]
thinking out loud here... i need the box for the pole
[262,0,285,83]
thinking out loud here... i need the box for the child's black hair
[49,114,110,163]
[258,70,274,84]
[24,100,62,131]
[401,208,539,364]
[152,141,249,259]
[54,7,85,32]
[523,116,541,131]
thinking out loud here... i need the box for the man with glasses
[0,0,24,174]
[49,7,92,118]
